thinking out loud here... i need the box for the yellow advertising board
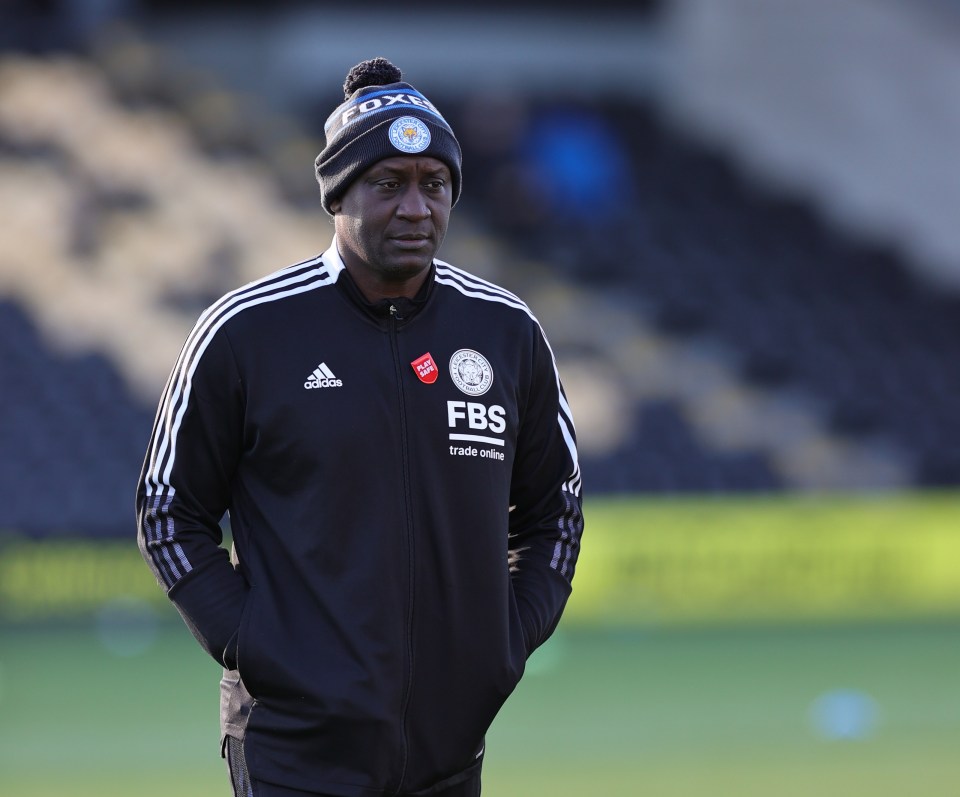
[1,491,959,625]
[0,539,167,620]
[566,491,960,626]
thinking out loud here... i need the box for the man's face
[331,156,453,290]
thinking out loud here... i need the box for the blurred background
[1,0,959,795]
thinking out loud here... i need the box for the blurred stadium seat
[462,93,959,492]
[2,10,960,796]
[1,6,958,543]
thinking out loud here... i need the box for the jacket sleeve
[508,321,583,655]
[136,320,249,669]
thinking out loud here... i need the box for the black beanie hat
[315,57,463,215]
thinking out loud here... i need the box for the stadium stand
[456,95,958,490]
[0,45,324,535]
[0,298,153,536]
[0,23,956,539]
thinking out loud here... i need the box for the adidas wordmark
[304,363,343,389]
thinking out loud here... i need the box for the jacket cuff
[169,559,249,668]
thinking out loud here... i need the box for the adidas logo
[304,363,343,390]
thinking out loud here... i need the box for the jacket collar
[324,238,435,320]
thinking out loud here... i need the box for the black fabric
[246,772,481,797]
[138,243,583,795]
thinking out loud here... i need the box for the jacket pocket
[234,588,265,700]
[504,581,528,693]
[407,756,483,796]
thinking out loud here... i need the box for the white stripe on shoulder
[434,260,525,305]
[434,259,581,497]
[435,272,529,314]
[195,252,333,327]
[144,251,342,495]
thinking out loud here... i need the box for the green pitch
[1,621,958,796]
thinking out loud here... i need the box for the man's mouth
[391,234,431,249]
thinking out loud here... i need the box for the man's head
[317,58,461,298]
[315,58,462,215]
[329,154,452,295]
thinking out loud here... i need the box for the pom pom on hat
[342,57,402,98]
[315,57,462,214]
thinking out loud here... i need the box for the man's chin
[382,254,435,278]
[362,259,430,294]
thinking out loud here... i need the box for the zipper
[389,303,417,794]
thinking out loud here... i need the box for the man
[137,57,583,797]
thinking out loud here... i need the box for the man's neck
[345,264,432,303]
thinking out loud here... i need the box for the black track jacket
[137,241,584,796]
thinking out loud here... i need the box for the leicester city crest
[388,116,431,153]
[449,349,493,396]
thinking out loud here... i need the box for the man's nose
[396,186,431,219]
